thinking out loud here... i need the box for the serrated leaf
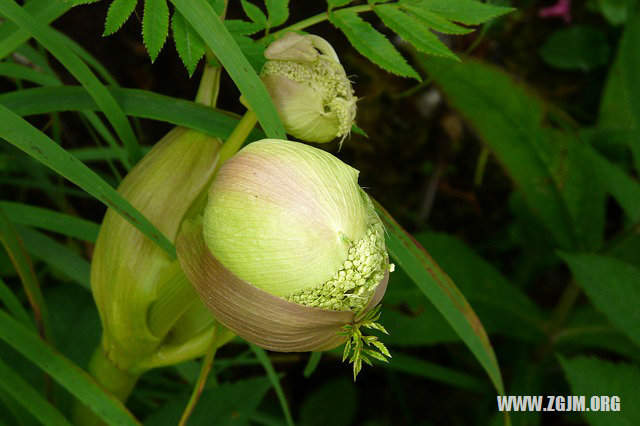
[265,0,288,27]
[231,33,267,71]
[241,0,267,27]
[330,9,420,79]
[414,0,515,25]
[328,0,353,8]
[142,0,169,62]
[103,0,137,36]
[376,5,458,59]
[561,253,640,348]
[225,19,262,35]
[402,4,473,35]
[560,357,640,426]
[172,10,206,76]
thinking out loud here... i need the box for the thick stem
[217,109,258,165]
[195,65,221,108]
[72,347,139,426]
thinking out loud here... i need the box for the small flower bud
[261,33,357,144]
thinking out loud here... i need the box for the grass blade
[0,201,100,242]
[169,0,286,139]
[0,310,140,425]
[0,0,72,60]
[0,206,51,341]
[0,277,34,330]
[0,86,266,141]
[0,357,72,426]
[19,226,91,290]
[249,344,294,426]
[0,103,176,258]
[0,0,143,164]
[0,62,61,86]
[374,201,504,394]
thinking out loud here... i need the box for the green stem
[217,109,258,165]
[266,3,382,40]
[178,325,219,426]
[195,65,221,108]
[72,347,139,426]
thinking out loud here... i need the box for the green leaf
[0,0,72,60]
[420,56,605,251]
[329,8,420,79]
[0,86,266,141]
[401,4,473,35]
[18,226,91,289]
[0,207,51,340]
[539,25,611,70]
[560,357,640,425]
[412,0,515,25]
[241,0,267,27]
[225,19,262,36]
[328,0,353,8]
[0,63,61,86]
[0,357,71,426]
[303,352,322,378]
[0,0,143,165]
[172,11,206,76]
[0,104,176,258]
[380,350,487,391]
[374,201,504,394]
[375,5,457,59]
[300,378,356,426]
[0,310,139,425]
[144,377,271,425]
[265,0,288,28]
[249,344,294,426]
[169,0,286,139]
[104,0,138,36]
[561,253,640,348]
[143,0,170,62]
[418,232,546,341]
[0,277,34,330]
[620,13,640,175]
[0,201,100,243]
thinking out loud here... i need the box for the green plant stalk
[71,347,138,425]
[178,324,220,426]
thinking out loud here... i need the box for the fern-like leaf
[265,0,289,28]
[329,8,420,80]
[241,0,267,27]
[142,0,169,62]
[104,0,138,36]
[172,10,206,76]
[401,4,473,35]
[412,0,515,26]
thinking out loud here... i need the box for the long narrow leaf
[0,86,266,141]
[0,277,34,330]
[0,357,71,426]
[249,344,294,426]
[0,310,140,425]
[19,226,91,289]
[0,0,71,60]
[0,206,51,341]
[374,201,504,394]
[0,201,100,243]
[0,104,176,258]
[169,0,286,139]
[0,0,143,164]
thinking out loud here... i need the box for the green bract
[261,33,358,143]
[177,139,391,377]
[91,127,231,374]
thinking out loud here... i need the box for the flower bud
[92,127,231,373]
[260,33,357,143]
[177,140,391,376]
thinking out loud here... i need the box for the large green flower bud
[260,33,357,143]
[177,140,391,377]
[91,127,231,375]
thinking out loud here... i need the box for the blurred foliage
[1,0,640,425]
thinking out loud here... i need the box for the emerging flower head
[260,33,357,144]
[177,140,391,377]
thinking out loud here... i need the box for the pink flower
[539,0,572,23]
